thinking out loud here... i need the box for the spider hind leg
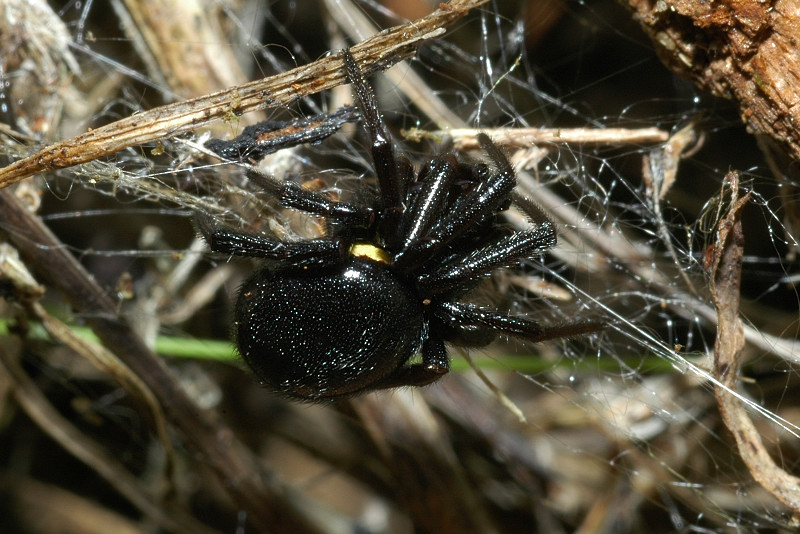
[372,336,450,389]
[438,302,603,344]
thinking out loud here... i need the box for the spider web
[0,0,798,532]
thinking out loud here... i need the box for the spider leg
[196,215,344,267]
[373,336,450,389]
[400,153,459,248]
[247,170,374,228]
[511,192,558,229]
[437,302,603,344]
[343,50,405,248]
[477,130,515,182]
[394,133,516,270]
[205,106,359,161]
[417,222,556,297]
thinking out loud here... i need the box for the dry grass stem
[0,0,489,189]
[710,171,800,516]
[404,126,669,148]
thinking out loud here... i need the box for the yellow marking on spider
[349,242,390,264]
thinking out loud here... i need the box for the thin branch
[0,0,489,189]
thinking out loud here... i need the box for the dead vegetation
[0,1,799,532]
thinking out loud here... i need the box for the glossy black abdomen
[235,258,425,400]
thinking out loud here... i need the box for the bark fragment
[624,0,800,161]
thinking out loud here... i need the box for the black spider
[200,50,599,401]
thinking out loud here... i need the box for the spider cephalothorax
[200,50,597,401]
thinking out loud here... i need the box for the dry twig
[0,0,489,189]
[709,171,800,515]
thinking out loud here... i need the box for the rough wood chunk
[625,0,800,161]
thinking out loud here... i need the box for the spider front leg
[343,50,405,248]
[400,153,460,248]
[417,221,557,297]
[246,170,374,229]
[393,133,518,270]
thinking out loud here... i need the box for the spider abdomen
[234,258,425,400]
